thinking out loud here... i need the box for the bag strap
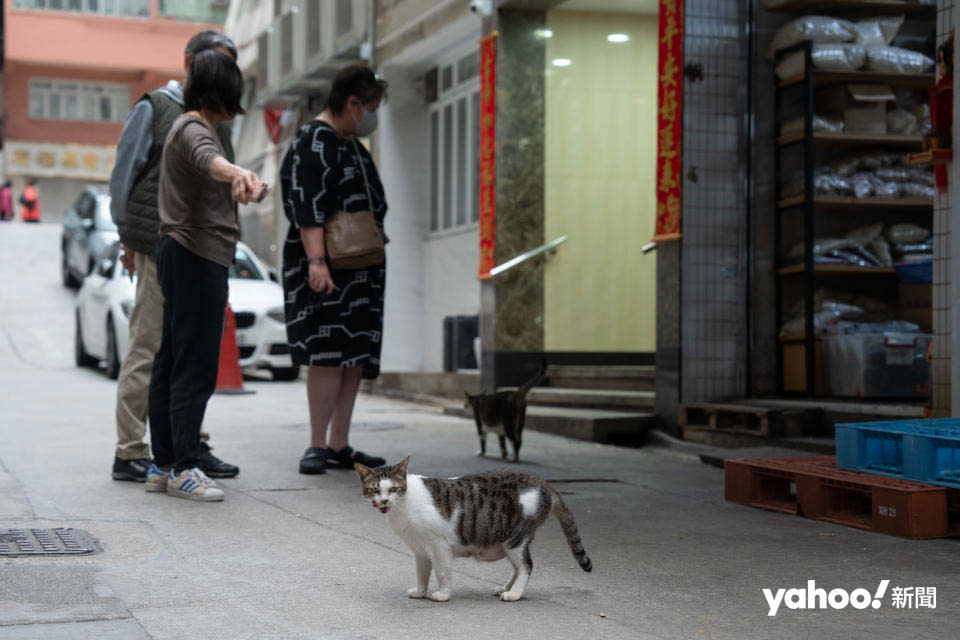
[352,138,375,214]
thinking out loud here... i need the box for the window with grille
[428,49,480,234]
[281,12,294,75]
[29,79,130,123]
[13,0,149,17]
[336,0,352,37]
[306,0,321,57]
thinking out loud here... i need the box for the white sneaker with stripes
[145,464,170,493]
[167,467,224,502]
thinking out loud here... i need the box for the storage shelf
[778,132,925,147]
[778,264,897,277]
[907,149,953,165]
[765,1,936,17]
[777,195,934,210]
[780,71,935,89]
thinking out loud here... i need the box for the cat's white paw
[407,588,427,599]
[500,591,522,602]
[429,591,451,602]
[476,450,485,457]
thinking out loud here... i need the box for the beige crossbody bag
[324,139,387,269]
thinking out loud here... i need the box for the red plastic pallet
[725,456,960,539]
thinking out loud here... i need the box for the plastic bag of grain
[769,16,857,57]
[776,43,867,78]
[853,15,904,47]
[887,223,931,244]
[866,46,935,74]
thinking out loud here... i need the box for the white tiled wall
[944,0,960,416]
[680,0,750,402]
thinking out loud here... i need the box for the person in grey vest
[108,30,240,483]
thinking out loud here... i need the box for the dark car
[61,187,119,287]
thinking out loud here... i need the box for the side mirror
[100,258,114,276]
[81,218,94,231]
[268,267,279,283]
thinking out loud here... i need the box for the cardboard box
[783,341,826,396]
[818,84,894,134]
[899,283,932,309]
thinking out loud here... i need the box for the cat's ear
[355,462,375,482]
[391,456,411,477]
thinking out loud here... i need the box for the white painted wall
[375,16,482,372]
[423,228,480,371]
[377,65,428,371]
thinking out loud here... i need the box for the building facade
[224,0,960,429]
[226,0,660,377]
[2,0,226,222]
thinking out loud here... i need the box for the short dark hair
[326,64,388,115]
[185,30,238,61]
[184,50,246,116]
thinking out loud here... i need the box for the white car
[75,241,298,380]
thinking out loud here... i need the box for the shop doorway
[543,0,659,354]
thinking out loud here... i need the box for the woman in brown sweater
[148,50,269,502]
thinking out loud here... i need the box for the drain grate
[0,528,100,557]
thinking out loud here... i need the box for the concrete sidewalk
[2,365,959,639]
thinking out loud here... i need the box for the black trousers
[149,235,228,473]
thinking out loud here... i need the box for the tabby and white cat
[464,362,547,461]
[355,457,592,602]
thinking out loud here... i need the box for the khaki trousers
[115,252,163,460]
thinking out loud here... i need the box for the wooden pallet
[725,456,960,539]
[679,402,821,438]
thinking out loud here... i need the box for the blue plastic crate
[895,260,932,284]
[835,419,960,489]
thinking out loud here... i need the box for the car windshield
[230,246,263,280]
[95,196,117,231]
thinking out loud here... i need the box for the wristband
[308,257,325,266]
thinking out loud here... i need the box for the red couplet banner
[478,31,498,279]
[654,0,684,242]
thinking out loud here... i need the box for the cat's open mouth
[378,506,391,514]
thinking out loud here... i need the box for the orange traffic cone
[216,304,254,395]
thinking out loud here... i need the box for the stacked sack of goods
[787,222,931,268]
[779,287,922,340]
[784,152,936,200]
[768,13,935,78]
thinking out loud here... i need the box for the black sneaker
[299,447,327,475]
[112,456,153,482]
[197,449,239,478]
[325,445,385,469]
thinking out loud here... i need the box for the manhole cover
[0,528,100,557]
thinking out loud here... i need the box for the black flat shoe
[198,450,239,478]
[299,447,327,475]
[325,445,385,469]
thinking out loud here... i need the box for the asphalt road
[0,223,957,640]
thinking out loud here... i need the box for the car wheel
[271,366,300,382]
[75,312,98,368]
[105,316,121,380]
[62,248,79,288]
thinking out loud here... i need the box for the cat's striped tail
[548,486,592,572]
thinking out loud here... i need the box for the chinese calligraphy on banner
[654,0,684,242]
[478,31,498,279]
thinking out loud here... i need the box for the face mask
[352,102,378,137]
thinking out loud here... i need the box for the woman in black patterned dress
[279,65,388,475]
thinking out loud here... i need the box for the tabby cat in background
[464,361,547,462]
[355,457,592,602]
